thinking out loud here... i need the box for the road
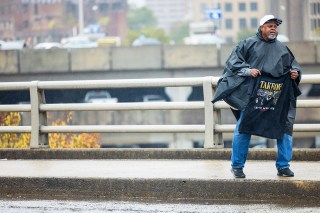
[0,199,319,213]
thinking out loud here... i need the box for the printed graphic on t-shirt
[254,80,283,111]
[239,73,292,139]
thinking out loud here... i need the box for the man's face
[260,21,278,40]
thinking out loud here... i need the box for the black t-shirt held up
[238,72,297,139]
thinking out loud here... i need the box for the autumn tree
[0,112,100,148]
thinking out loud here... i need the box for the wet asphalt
[0,198,319,213]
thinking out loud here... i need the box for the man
[212,15,301,178]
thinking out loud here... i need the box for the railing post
[203,76,223,148]
[30,81,48,148]
[212,94,223,148]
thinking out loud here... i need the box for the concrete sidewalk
[0,158,319,203]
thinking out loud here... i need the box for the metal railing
[0,75,320,149]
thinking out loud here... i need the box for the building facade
[79,0,127,39]
[145,0,318,43]
[190,0,268,43]
[0,0,127,45]
[145,0,193,32]
[308,0,320,40]
[0,0,318,46]
[267,0,320,41]
[190,0,320,42]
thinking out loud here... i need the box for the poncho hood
[256,28,277,43]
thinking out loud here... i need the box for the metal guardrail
[0,75,320,149]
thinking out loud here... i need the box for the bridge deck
[0,156,319,203]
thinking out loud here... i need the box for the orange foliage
[0,112,31,148]
[0,111,100,148]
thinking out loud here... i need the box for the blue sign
[206,8,222,20]
[88,24,101,33]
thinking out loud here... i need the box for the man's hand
[290,69,299,80]
[250,69,261,78]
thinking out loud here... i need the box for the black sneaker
[277,168,294,177]
[231,168,246,178]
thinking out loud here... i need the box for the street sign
[205,8,222,20]
[87,24,101,33]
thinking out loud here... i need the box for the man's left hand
[290,69,299,80]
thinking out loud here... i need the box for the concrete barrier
[286,41,317,64]
[71,48,111,72]
[112,46,162,70]
[0,50,18,74]
[20,49,69,73]
[164,45,219,68]
[0,41,318,74]
[220,43,234,67]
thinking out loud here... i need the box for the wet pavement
[0,199,319,213]
[0,159,319,208]
[0,159,319,181]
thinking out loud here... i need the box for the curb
[0,148,319,161]
[0,177,319,202]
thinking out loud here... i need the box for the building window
[112,2,122,10]
[311,3,315,15]
[22,20,29,29]
[225,3,232,12]
[22,4,29,13]
[311,18,320,30]
[239,3,246,11]
[34,3,39,15]
[212,3,221,9]
[311,2,320,15]
[239,18,247,28]
[250,2,258,11]
[100,3,109,13]
[311,3,318,15]
[226,19,233,29]
[7,4,12,14]
[250,18,258,28]
[317,2,320,15]
[66,2,76,13]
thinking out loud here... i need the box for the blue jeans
[231,112,293,170]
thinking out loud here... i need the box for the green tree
[141,28,170,43]
[126,6,169,45]
[170,21,189,44]
[128,7,157,30]
[237,28,256,41]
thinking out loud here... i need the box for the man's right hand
[250,69,261,78]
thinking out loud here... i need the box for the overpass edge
[0,148,319,161]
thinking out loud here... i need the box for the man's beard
[267,32,278,40]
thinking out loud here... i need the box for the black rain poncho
[212,29,301,137]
